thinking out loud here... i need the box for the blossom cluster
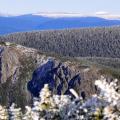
[0,76,120,120]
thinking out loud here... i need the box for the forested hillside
[0,27,120,58]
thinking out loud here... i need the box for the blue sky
[0,0,119,15]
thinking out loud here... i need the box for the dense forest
[0,26,120,58]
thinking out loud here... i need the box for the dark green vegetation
[0,27,120,58]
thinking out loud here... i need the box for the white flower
[69,88,79,98]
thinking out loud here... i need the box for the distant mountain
[1,13,120,35]
[0,14,53,35]
[36,17,120,30]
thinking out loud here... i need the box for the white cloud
[94,11,120,20]
[33,12,83,18]
[95,11,109,15]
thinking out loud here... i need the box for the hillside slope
[0,42,119,109]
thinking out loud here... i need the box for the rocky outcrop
[28,60,81,97]
[0,42,106,109]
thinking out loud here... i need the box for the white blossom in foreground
[95,76,120,120]
[0,76,120,120]
[95,76,120,105]
[9,103,22,120]
[0,105,8,120]
[22,106,33,120]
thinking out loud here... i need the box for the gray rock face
[0,42,101,109]
[28,59,81,97]
[0,46,20,84]
[0,47,4,81]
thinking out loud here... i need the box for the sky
[0,0,119,15]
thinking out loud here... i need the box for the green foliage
[76,57,120,79]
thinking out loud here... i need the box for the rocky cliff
[0,42,114,109]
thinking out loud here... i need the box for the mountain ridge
[1,14,120,35]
